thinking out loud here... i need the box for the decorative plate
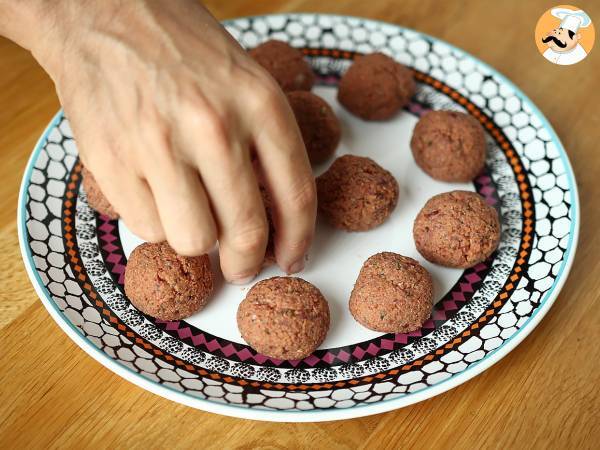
[18,14,579,422]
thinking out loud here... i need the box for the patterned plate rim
[17,13,579,422]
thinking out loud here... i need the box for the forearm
[0,1,220,82]
[0,0,52,50]
[0,0,129,86]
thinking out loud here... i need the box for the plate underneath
[18,14,578,421]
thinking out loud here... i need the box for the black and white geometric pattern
[73,83,522,383]
[20,14,576,419]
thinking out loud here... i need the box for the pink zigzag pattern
[94,111,498,368]
[150,262,485,367]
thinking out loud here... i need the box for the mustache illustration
[542,35,567,48]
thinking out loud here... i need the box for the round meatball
[413,191,501,268]
[287,91,341,164]
[124,242,213,320]
[337,52,415,121]
[249,40,315,92]
[81,166,119,219]
[411,110,486,182]
[237,277,330,360]
[349,252,433,333]
[316,155,399,231]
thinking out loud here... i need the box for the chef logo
[535,5,595,65]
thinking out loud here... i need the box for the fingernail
[287,258,305,275]
[230,274,256,285]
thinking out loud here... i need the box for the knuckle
[177,84,212,118]
[287,176,317,213]
[228,221,268,255]
[249,77,285,115]
[284,236,311,253]
[179,92,231,151]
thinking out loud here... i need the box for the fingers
[250,84,317,273]
[81,148,165,243]
[193,134,268,284]
[113,176,165,243]
[145,159,218,256]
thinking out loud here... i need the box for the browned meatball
[349,252,433,333]
[81,166,119,219]
[337,52,415,121]
[124,242,213,320]
[287,91,341,164]
[316,155,399,231]
[249,40,315,92]
[237,277,330,360]
[413,191,501,268]
[411,110,486,182]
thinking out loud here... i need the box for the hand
[28,0,316,282]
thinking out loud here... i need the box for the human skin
[0,0,316,283]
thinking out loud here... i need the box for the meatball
[413,190,501,268]
[337,52,415,120]
[237,277,330,360]
[81,166,119,219]
[349,252,433,333]
[287,91,341,164]
[249,40,315,92]
[411,110,486,182]
[124,242,213,320]
[316,155,399,231]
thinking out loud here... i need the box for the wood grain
[1,0,599,448]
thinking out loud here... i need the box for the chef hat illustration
[551,8,592,33]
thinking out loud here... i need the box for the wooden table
[1,0,598,447]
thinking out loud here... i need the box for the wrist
[0,0,77,85]
[0,0,57,50]
[1,0,118,80]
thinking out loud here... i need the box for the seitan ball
[337,52,415,121]
[316,155,399,231]
[287,91,341,164]
[411,110,486,182]
[237,277,330,360]
[124,242,213,320]
[413,190,501,268]
[249,40,315,92]
[81,166,119,219]
[349,252,433,333]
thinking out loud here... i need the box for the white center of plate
[119,86,474,348]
